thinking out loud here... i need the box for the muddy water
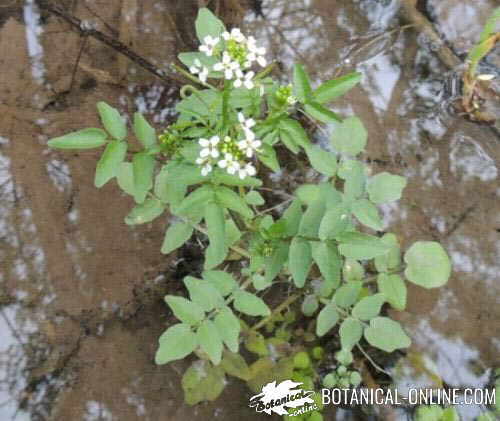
[0,0,498,420]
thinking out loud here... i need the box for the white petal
[222,32,230,40]
[235,68,244,78]
[213,63,224,71]
[200,148,209,158]
[225,69,233,80]
[257,47,266,55]
[246,71,255,79]
[210,135,220,145]
[252,140,262,148]
[203,35,212,44]
[246,164,256,176]
[211,149,220,158]
[238,169,246,179]
[237,140,247,149]
[257,56,267,67]
[234,79,242,88]
[247,52,256,61]
[247,118,256,128]
[227,166,236,175]
[196,158,204,164]
[199,138,209,147]
[218,160,227,168]
[189,66,198,74]
[244,80,254,89]
[238,112,245,123]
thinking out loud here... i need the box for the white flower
[238,112,256,130]
[196,157,213,176]
[287,95,297,105]
[237,130,261,158]
[199,136,220,158]
[189,59,209,83]
[201,163,212,176]
[218,153,240,175]
[238,163,257,179]
[213,52,240,80]
[199,35,220,56]
[246,36,267,67]
[222,28,246,43]
[234,69,255,89]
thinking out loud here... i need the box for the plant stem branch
[356,344,392,376]
[251,293,301,331]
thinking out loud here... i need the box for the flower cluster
[193,28,267,89]
[195,113,261,179]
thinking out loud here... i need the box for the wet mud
[0,0,498,420]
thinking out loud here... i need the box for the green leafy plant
[47,8,452,417]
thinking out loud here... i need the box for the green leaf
[124,197,165,225]
[94,140,127,188]
[155,323,197,364]
[225,218,241,247]
[214,307,241,353]
[133,113,156,149]
[301,295,319,316]
[175,185,214,217]
[215,186,253,219]
[282,199,303,237]
[245,190,265,206]
[154,165,170,202]
[197,319,223,365]
[404,241,451,288]
[264,241,289,282]
[233,291,271,317]
[299,195,326,238]
[479,7,500,43]
[312,241,341,296]
[316,304,339,336]
[132,152,155,204]
[367,172,407,204]
[203,270,237,297]
[374,233,401,272]
[318,204,350,240]
[314,72,362,104]
[352,293,385,321]
[338,159,365,201]
[293,63,312,103]
[295,184,320,205]
[305,144,338,177]
[195,7,225,43]
[364,317,411,352]
[97,101,127,141]
[165,295,205,325]
[337,232,391,260]
[161,221,193,254]
[331,117,367,156]
[258,143,280,172]
[220,350,251,380]
[339,317,363,350]
[184,276,225,312]
[182,361,225,405]
[204,202,227,269]
[342,259,365,282]
[279,118,310,149]
[47,128,107,149]
[351,199,383,231]
[377,274,406,311]
[117,162,136,196]
[288,237,312,288]
[333,281,362,308]
[304,101,341,124]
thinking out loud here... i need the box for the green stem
[221,79,231,132]
[250,293,301,331]
[170,63,217,89]
[254,61,277,81]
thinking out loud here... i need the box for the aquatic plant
[47,8,452,419]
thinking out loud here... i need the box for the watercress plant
[48,8,452,419]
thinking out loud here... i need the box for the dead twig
[399,0,461,70]
[38,0,186,86]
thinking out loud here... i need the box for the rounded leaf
[404,241,451,288]
[367,172,407,204]
[364,317,411,352]
[316,304,339,337]
[97,102,127,141]
[233,291,270,317]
